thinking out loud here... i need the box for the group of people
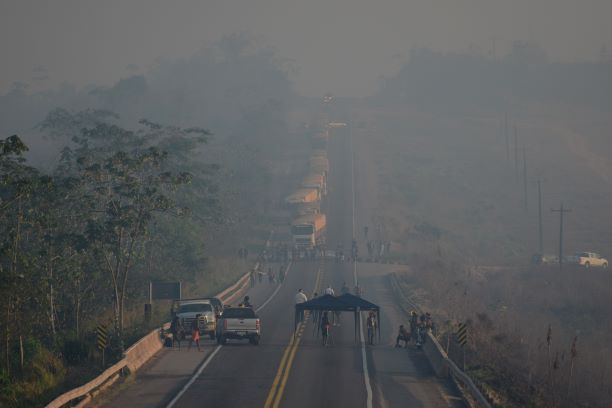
[295,284,375,346]
[395,311,435,348]
[168,314,203,351]
[250,264,286,287]
[366,240,392,260]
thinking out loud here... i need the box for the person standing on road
[323,286,339,325]
[170,315,183,349]
[188,316,201,351]
[321,311,331,346]
[366,312,377,345]
[250,269,256,288]
[268,267,275,284]
[279,264,285,283]
[395,325,410,348]
[410,311,418,339]
[295,289,308,323]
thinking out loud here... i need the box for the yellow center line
[272,327,304,408]
[263,263,323,408]
[263,333,296,408]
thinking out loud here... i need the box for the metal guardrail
[46,260,261,408]
[46,360,127,408]
[388,272,492,408]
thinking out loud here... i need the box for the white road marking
[165,261,293,407]
[350,125,374,408]
[165,345,222,408]
[256,261,293,313]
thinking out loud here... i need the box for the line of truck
[285,128,330,251]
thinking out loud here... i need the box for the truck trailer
[309,156,329,176]
[301,173,327,197]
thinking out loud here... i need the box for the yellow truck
[309,156,329,176]
[310,131,329,149]
[285,188,320,204]
[311,149,327,159]
[285,188,321,215]
[301,173,327,197]
[291,213,327,249]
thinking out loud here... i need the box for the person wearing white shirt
[323,285,335,296]
[295,289,308,323]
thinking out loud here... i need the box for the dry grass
[356,101,612,407]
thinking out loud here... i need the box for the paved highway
[97,119,467,408]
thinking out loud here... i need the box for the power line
[514,125,519,178]
[538,180,543,254]
[522,146,528,212]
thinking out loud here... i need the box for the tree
[40,111,213,345]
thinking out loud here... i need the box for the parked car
[197,297,224,317]
[532,253,559,265]
[216,307,261,345]
[172,299,217,339]
[568,252,608,268]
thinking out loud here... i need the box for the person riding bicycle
[321,311,331,346]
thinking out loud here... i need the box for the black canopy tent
[294,293,380,342]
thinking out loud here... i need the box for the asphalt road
[98,118,467,408]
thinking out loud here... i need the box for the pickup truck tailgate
[225,318,258,331]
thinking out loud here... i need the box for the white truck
[172,299,217,339]
[216,307,261,345]
[291,213,326,249]
[566,252,608,268]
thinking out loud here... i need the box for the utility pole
[514,125,519,178]
[551,203,572,270]
[522,146,528,211]
[538,180,543,254]
[504,113,509,161]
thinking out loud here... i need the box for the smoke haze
[2,0,611,97]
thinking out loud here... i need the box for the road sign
[150,281,181,301]
[96,324,108,350]
[456,322,467,347]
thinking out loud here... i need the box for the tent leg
[356,307,361,343]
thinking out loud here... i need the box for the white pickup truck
[566,252,608,268]
[173,299,217,340]
[216,307,261,345]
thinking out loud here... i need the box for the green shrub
[1,339,66,408]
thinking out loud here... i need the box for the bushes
[0,339,66,408]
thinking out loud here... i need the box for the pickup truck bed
[216,307,261,345]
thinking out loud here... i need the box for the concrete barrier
[388,272,491,408]
[46,359,128,408]
[46,260,262,408]
[423,332,450,378]
[124,324,168,373]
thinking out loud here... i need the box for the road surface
[97,119,466,408]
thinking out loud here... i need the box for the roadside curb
[387,272,491,408]
[46,235,275,408]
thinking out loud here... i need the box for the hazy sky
[1,0,611,97]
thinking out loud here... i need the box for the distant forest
[0,33,294,407]
[375,42,612,110]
